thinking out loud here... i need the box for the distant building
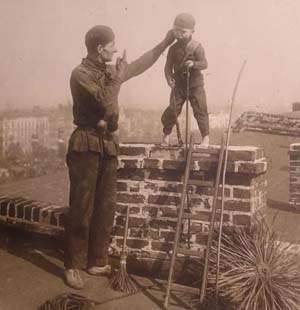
[48,104,74,153]
[0,111,49,157]
[0,105,75,159]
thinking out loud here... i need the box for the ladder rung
[176,247,204,258]
[187,179,214,187]
[182,213,205,221]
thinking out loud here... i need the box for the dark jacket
[68,39,170,156]
[164,38,207,88]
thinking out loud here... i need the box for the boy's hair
[173,13,195,30]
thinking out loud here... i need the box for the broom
[110,205,138,293]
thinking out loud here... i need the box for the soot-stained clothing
[162,38,209,137]
[65,39,171,269]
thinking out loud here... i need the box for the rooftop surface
[0,226,201,310]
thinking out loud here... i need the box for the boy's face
[173,26,194,41]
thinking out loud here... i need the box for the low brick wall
[289,143,300,206]
[233,111,300,136]
[0,143,267,278]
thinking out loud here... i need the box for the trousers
[161,85,209,137]
[64,151,117,269]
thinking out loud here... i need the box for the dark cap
[85,25,115,52]
[174,13,195,30]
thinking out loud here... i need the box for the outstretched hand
[164,29,175,46]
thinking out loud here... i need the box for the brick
[149,219,177,229]
[233,188,251,199]
[160,206,178,217]
[148,170,182,182]
[227,149,256,161]
[120,146,147,156]
[233,214,251,226]
[32,207,41,222]
[219,200,251,212]
[151,241,173,252]
[8,201,15,217]
[144,229,160,240]
[192,159,218,171]
[190,197,211,209]
[16,200,31,219]
[195,186,213,196]
[129,228,144,238]
[143,159,160,169]
[144,181,159,192]
[117,169,145,181]
[161,231,175,241]
[162,160,186,170]
[116,215,125,226]
[194,211,210,222]
[129,217,147,228]
[120,159,141,169]
[126,239,148,249]
[222,173,252,186]
[129,183,140,192]
[116,204,128,214]
[192,211,230,222]
[148,194,180,206]
[159,183,183,193]
[129,207,141,214]
[0,198,11,216]
[117,193,145,204]
[116,216,147,228]
[117,182,127,192]
[237,161,267,174]
[142,206,159,217]
[24,204,34,221]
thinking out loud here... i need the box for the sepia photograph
[0,1,300,309]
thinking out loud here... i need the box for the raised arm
[119,30,175,82]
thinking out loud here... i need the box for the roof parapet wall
[233,111,300,136]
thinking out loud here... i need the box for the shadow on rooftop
[0,224,64,279]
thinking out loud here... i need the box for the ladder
[164,133,226,309]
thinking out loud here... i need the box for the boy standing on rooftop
[161,13,210,146]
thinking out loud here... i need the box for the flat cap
[174,13,195,30]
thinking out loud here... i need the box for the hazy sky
[1,0,300,113]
